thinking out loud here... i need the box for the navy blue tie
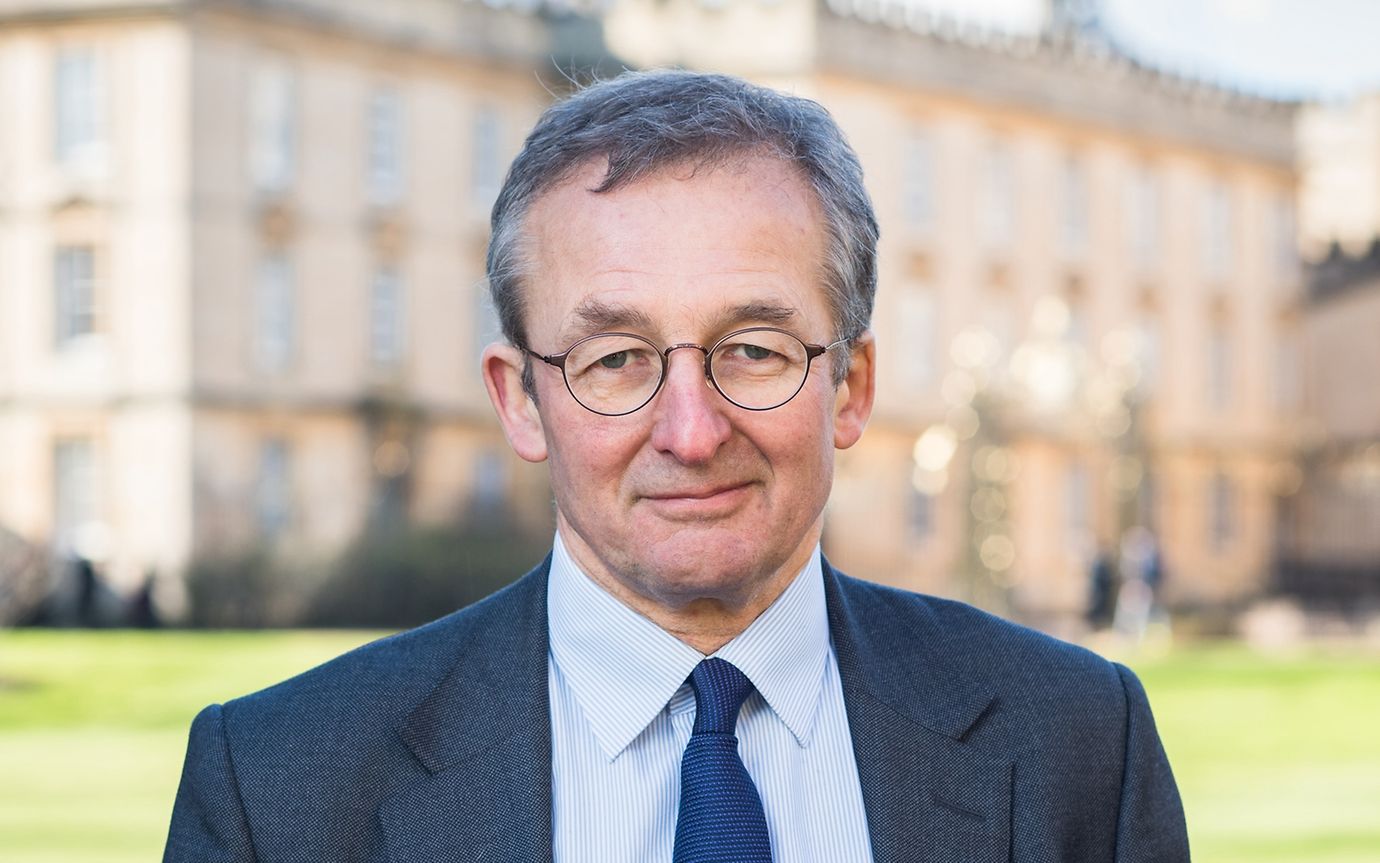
[672,658,773,863]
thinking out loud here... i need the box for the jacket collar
[823,558,1012,863]
[381,557,555,863]
[378,554,1011,863]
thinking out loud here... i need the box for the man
[165,70,1189,862]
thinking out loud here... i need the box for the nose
[648,346,733,464]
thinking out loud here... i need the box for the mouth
[638,482,754,519]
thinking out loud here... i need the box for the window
[471,105,503,207]
[1060,156,1088,260]
[255,255,294,372]
[367,87,404,205]
[896,287,936,391]
[1064,460,1091,550]
[1273,195,1299,284]
[54,46,105,171]
[1202,181,1233,281]
[908,484,934,541]
[256,439,291,540]
[1125,166,1160,272]
[1208,323,1233,411]
[470,450,508,514]
[53,437,99,545]
[370,266,405,367]
[249,59,295,193]
[473,281,501,358]
[902,127,936,229]
[1274,327,1302,413]
[981,140,1015,254]
[54,245,97,348]
[1209,472,1235,553]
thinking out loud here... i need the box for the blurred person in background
[165,70,1188,862]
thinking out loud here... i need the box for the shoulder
[218,562,548,745]
[828,567,1132,727]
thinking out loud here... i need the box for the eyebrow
[559,299,657,344]
[709,302,798,331]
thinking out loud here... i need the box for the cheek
[544,415,642,496]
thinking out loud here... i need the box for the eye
[598,351,630,369]
[723,341,781,362]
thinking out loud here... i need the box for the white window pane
[257,439,291,539]
[1061,157,1088,260]
[982,141,1015,253]
[370,267,405,366]
[367,88,404,204]
[471,105,503,207]
[902,129,935,228]
[54,437,99,541]
[1274,196,1298,283]
[474,281,501,357]
[54,245,96,347]
[897,288,936,390]
[1202,182,1232,280]
[54,47,104,169]
[250,60,295,192]
[1126,167,1160,271]
[255,256,294,372]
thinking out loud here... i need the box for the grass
[2,630,1378,862]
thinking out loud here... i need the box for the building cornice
[818,0,1296,166]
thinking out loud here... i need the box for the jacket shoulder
[829,569,1129,721]
[220,562,548,745]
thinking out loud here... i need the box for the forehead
[521,156,830,344]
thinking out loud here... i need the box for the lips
[638,482,754,519]
[643,484,748,500]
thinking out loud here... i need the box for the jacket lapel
[824,560,1013,863]
[379,560,555,863]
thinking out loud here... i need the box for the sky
[911,0,1380,102]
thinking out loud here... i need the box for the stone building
[0,0,1304,626]
[0,0,579,616]
[1274,247,1380,608]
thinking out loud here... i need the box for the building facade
[1275,249,1380,607]
[0,0,572,616]
[1,0,1305,627]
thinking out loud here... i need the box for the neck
[556,523,820,655]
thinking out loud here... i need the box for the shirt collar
[547,530,830,761]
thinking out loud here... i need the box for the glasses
[525,327,850,417]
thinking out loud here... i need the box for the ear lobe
[833,331,876,450]
[482,343,549,463]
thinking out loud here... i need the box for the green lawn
[1,631,1378,862]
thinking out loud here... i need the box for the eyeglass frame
[522,326,853,417]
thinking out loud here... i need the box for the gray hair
[486,69,879,386]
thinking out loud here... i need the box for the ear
[833,330,875,450]
[482,342,548,463]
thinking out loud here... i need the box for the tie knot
[688,658,755,735]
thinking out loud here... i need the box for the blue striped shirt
[547,532,875,862]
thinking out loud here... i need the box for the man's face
[484,156,873,617]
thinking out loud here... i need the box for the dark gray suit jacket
[164,557,1189,862]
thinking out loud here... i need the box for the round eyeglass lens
[562,333,664,414]
[710,328,811,409]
